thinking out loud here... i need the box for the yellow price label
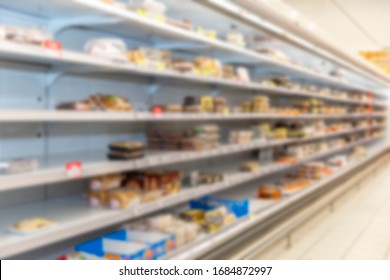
[136,9,148,17]
[156,62,166,71]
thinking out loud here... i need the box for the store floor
[254,159,390,260]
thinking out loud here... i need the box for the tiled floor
[255,159,390,260]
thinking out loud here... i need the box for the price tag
[136,9,148,17]
[66,162,82,178]
[43,40,62,58]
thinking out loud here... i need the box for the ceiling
[282,0,390,53]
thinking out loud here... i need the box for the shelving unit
[0,135,383,259]
[0,0,388,260]
[0,125,385,192]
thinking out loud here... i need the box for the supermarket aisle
[255,158,390,260]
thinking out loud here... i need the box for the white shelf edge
[0,125,385,192]
[167,142,388,260]
[0,41,387,106]
[0,136,383,259]
[0,110,387,122]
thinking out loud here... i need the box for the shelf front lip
[0,111,387,122]
[0,136,383,259]
[0,125,385,192]
[0,40,387,102]
[166,142,388,260]
[69,0,388,94]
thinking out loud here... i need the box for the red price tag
[43,40,62,58]
[66,162,82,178]
[44,40,62,50]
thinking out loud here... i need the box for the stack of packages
[229,130,253,145]
[128,48,171,70]
[129,214,201,248]
[241,95,269,113]
[57,94,133,112]
[87,170,181,209]
[147,124,220,151]
[181,196,248,233]
[297,162,330,181]
[107,141,145,160]
[349,146,367,161]
[182,96,228,113]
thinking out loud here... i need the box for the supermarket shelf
[70,0,388,94]
[0,125,384,192]
[0,135,382,259]
[2,0,386,91]
[166,143,388,260]
[0,110,387,123]
[198,0,390,87]
[0,42,386,107]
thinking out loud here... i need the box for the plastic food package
[107,141,145,160]
[240,161,260,172]
[226,32,246,47]
[128,0,167,17]
[85,38,128,62]
[11,217,55,233]
[90,173,124,191]
[258,184,283,200]
[0,24,53,46]
[0,158,39,175]
[108,188,141,209]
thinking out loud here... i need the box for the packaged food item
[56,101,91,111]
[229,130,253,145]
[349,146,367,161]
[170,59,194,73]
[194,57,222,77]
[0,158,39,175]
[255,48,289,63]
[189,171,224,186]
[166,18,193,30]
[236,67,250,82]
[197,27,217,39]
[89,94,132,112]
[11,217,55,233]
[107,141,145,160]
[90,173,124,191]
[104,229,174,259]
[128,0,167,20]
[76,237,151,260]
[226,32,246,47]
[108,188,141,209]
[0,24,54,46]
[88,190,110,208]
[147,124,220,151]
[85,38,128,62]
[164,105,182,113]
[240,161,261,172]
[258,184,283,200]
